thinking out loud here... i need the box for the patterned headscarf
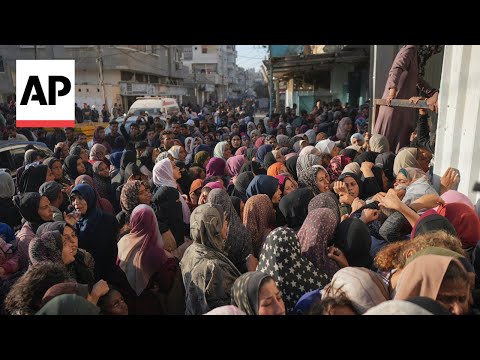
[89,144,107,161]
[298,165,328,196]
[417,45,443,78]
[207,189,252,269]
[258,227,330,314]
[308,193,341,224]
[29,230,64,265]
[120,180,143,216]
[296,154,321,178]
[297,208,339,279]
[231,271,274,315]
[243,194,275,258]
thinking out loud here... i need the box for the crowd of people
[1,60,480,315]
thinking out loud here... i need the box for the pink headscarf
[235,146,248,156]
[226,155,245,177]
[205,181,224,190]
[254,137,265,149]
[439,190,474,210]
[117,204,168,296]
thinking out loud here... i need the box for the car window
[10,147,26,169]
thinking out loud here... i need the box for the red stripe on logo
[16,120,76,127]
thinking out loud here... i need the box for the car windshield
[130,108,160,116]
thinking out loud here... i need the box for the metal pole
[96,46,108,122]
[269,45,274,117]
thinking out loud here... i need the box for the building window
[121,71,134,81]
[202,47,208,54]
[149,75,159,83]
[0,56,4,73]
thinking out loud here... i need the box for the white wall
[434,45,480,203]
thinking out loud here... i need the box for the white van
[128,96,180,117]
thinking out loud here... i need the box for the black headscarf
[355,151,380,165]
[140,147,155,172]
[285,155,299,181]
[338,172,364,199]
[19,164,49,193]
[339,148,358,162]
[124,163,142,182]
[411,213,457,238]
[232,171,255,203]
[263,152,277,170]
[375,152,396,182]
[333,218,372,268]
[119,150,137,179]
[246,148,257,162]
[239,161,266,176]
[230,196,242,218]
[279,188,314,231]
[13,192,49,232]
[63,155,81,181]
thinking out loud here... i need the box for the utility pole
[96,45,108,122]
[269,45,274,117]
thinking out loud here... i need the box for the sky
[236,45,268,72]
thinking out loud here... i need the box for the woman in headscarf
[43,157,70,186]
[213,141,232,161]
[117,180,152,227]
[276,134,289,149]
[89,144,110,166]
[18,163,55,193]
[255,144,273,166]
[235,146,248,157]
[139,147,158,178]
[184,137,193,164]
[111,150,137,189]
[274,174,298,198]
[245,175,281,202]
[117,204,180,314]
[306,187,337,215]
[393,147,421,176]
[315,139,340,157]
[231,271,286,315]
[63,155,87,184]
[335,172,380,215]
[14,150,42,190]
[111,136,126,154]
[394,254,470,315]
[69,146,94,178]
[92,161,114,204]
[333,218,372,268]
[207,189,253,273]
[279,187,315,232]
[0,171,22,230]
[258,227,330,314]
[296,154,322,177]
[92,126,112,154]
[69,184,119,282]
[13,192,53,270]
[193,151,211,170]
[341,162,362,176]
[436,202,480,250]
[242,194,275,259]
[399,167,438,205]
[267,162,287,177]
[168,145,187,162]
[440,190,475,210]
[322,267,389,314]
[205,157,226,179]
[285,155,299,181]
[262,152,277,171]
[375,152,396,183]
[225,155,245,178]
[231,171,255,203]
[109,151,123,177]
[75,175,115,216]
[369,134,390,154]
[298,208,339,279]
[298,165,330,196]
[180,204,241,314]
[299,145,322,158]
[29,230,75,267]
[36,221,95,286]
[327,155,352,183]
[152,158,190,248]
[331,117,353,146]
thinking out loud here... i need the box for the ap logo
[16,60,75,127]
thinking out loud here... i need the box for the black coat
[152,186,185,247]
[0,197,22,231]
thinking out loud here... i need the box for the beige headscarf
[394,254,464,301]
[393,147,420,176]
[341,162,362,176]
[369,134,390,153]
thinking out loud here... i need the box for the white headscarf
[153,159,191,223]
[0,171,15,199]
[315,139,336,155]
[214,141,229,160]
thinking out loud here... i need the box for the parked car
[0,141,53,179]
[128,96,179,116]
